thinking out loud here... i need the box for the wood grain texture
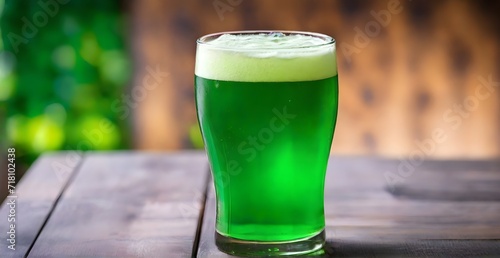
[0,153,82,258]
[28,152,208,258]
[198,156,500,257]
[130,0,500,159]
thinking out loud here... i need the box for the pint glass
[195,31,338,256]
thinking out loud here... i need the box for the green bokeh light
[1,0,131,162]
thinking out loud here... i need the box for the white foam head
[195,31,337,82]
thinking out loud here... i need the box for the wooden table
[1,152,500,257]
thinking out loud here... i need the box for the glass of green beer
[195,31,338,256]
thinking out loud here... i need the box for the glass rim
[196,30,335,51]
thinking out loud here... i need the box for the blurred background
[1,0,499,200]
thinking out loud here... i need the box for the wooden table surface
[1,152,500,257]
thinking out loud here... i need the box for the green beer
[195,31,338,256]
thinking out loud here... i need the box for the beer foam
[195,32,337,82]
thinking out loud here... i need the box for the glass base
[215,229,325,256]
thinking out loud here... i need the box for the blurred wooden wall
[130,0,500,158]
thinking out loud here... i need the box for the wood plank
[0,153,83,258]
[197,185,217,258]
[324,239,500,257]
[198,156,500,257]
[131,0,500,158]
[28,152,208,258]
